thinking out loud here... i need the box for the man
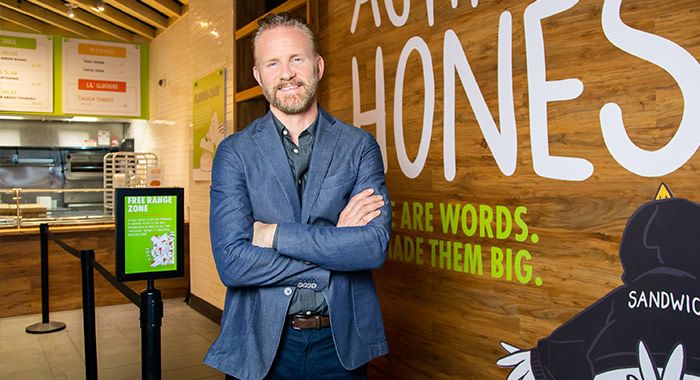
[205,12,392,380]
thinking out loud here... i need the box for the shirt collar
[271,111,319,139]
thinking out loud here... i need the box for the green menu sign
[116,188,184,282]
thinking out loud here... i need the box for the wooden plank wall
[317,1,699,378]
[0,227,189,318]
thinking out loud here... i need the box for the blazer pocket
[320,169,355,190]
[351,271,385,343]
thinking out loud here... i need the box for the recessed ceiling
[0,0,188,43]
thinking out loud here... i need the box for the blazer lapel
[302,109,341,223]
[251,113,301,221]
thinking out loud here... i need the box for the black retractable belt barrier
[26,223,66,334]
[27,223,161,380]
[27,224,100,379]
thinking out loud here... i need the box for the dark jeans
[225,326,367,380]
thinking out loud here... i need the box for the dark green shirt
[271,113,328,316]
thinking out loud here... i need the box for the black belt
[288,314,330,330]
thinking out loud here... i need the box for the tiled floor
[0,299,224,380]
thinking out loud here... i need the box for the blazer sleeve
[275,134,391,272]
[209,138,331,289]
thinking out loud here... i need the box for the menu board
[115,188,184,282]
[62,38,141,116]
[0,31,53,113]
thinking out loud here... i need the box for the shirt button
[282,129,288,136]
[297,179,302,184]
[283,287,293,296]
[305,310,312,315]
[304,261,311,265]
[293,148,299,154]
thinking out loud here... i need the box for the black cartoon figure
[497,184,700,379]
[631,341,685,380]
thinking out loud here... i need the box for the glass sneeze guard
[0,188,114,229]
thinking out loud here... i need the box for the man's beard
[262,72,318,114]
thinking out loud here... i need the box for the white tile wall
[131,0,234,310]
[187,0,234,310]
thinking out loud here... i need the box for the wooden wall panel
[317,1,699,378]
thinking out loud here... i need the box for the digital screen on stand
[115,188,184,282]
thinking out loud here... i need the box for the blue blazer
[204,108,391,380]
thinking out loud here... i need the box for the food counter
[0,220,190,318]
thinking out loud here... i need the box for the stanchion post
[81,249,98,380]
[140,279,163,380]
[40,223,49,323]
[26,223,66,334]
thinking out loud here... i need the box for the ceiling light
[96,0,105,11]
[70,116,100,122]
[65,2,78,18]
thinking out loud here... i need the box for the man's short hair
[252,12,318,61]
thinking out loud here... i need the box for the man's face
[253,26,324,115]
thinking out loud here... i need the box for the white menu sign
[0,31,53,113]
[62,38,141,116]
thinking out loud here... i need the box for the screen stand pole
[140,279,163,380]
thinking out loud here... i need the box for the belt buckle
[290,314,322,330]
[308,315,322,329]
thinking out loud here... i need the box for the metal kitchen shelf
[103,152,158,215]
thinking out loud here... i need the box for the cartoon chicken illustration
[147,232,175,268]
[497,184,700,379]
[199,111,225,172]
